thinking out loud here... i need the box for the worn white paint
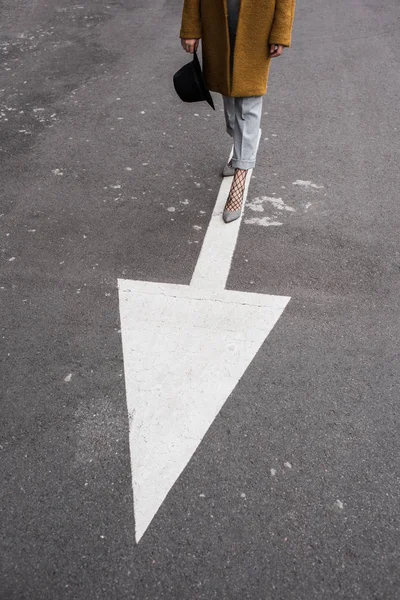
[118,129,291,542]
[244,216,283,227]
[247,196,295,213]
[292,180,323,190]
[244,196,294,227]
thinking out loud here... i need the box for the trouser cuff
[231,158,256,169]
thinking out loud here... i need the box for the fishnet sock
[224,168,247,212]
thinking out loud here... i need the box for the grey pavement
[1,0,400,598]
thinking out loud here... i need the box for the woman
[180,0,296,222]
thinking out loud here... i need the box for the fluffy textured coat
[180,0,296,97]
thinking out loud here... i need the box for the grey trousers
[223,96,263,169]
[225,0,263,170]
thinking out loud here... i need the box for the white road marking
[118,130,291,542]
[119,281,289,542]
[190,136,255,291]
[190,175,251,291]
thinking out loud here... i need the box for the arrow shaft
[190,130,261,291]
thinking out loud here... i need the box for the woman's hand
[181,38,200,54]
[269,44,284,58]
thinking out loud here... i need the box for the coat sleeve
[269,0,296,47]
[180,0,202,39]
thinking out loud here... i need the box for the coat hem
[268,37,292,47]
[209,85,267,98]
[180,30,202,39]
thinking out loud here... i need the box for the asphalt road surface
[1,1,400,599]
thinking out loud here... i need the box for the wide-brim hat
[173,51,215,110]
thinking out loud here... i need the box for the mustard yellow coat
[180,0,296,97]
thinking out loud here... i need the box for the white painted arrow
[118,131,290,542]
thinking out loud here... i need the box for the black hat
[173,52,215,110]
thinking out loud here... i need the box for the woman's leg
[223,1,263,220]
[223,96,263,219]
[231,96,264,170]
[222,0,241,173]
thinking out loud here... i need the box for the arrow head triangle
[118,279,290,542]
